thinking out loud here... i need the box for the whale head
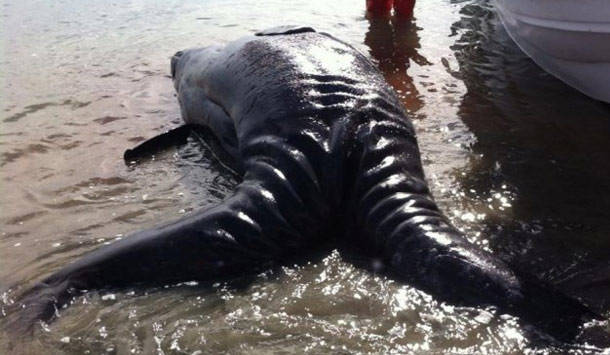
[170,50,184,80]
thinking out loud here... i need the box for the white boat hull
[494,0,610,103]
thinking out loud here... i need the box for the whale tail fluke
[12,144,328,329]
[507,267,602,342]
[346,116,601,342]
[3,280,73,336]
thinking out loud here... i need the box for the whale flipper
[255,26,316,36]
[123,124,194,162]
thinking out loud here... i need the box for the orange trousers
[366,0,415,18]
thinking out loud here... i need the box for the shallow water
[1,0,609,353]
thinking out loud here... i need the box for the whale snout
[171,50,185,79]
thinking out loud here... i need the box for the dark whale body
[13,27,598,341]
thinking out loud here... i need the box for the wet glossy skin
[13,27,596,340]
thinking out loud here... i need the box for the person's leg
[393,0,415,19]
[366,0,393,16]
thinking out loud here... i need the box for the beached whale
[13,26,598,341]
